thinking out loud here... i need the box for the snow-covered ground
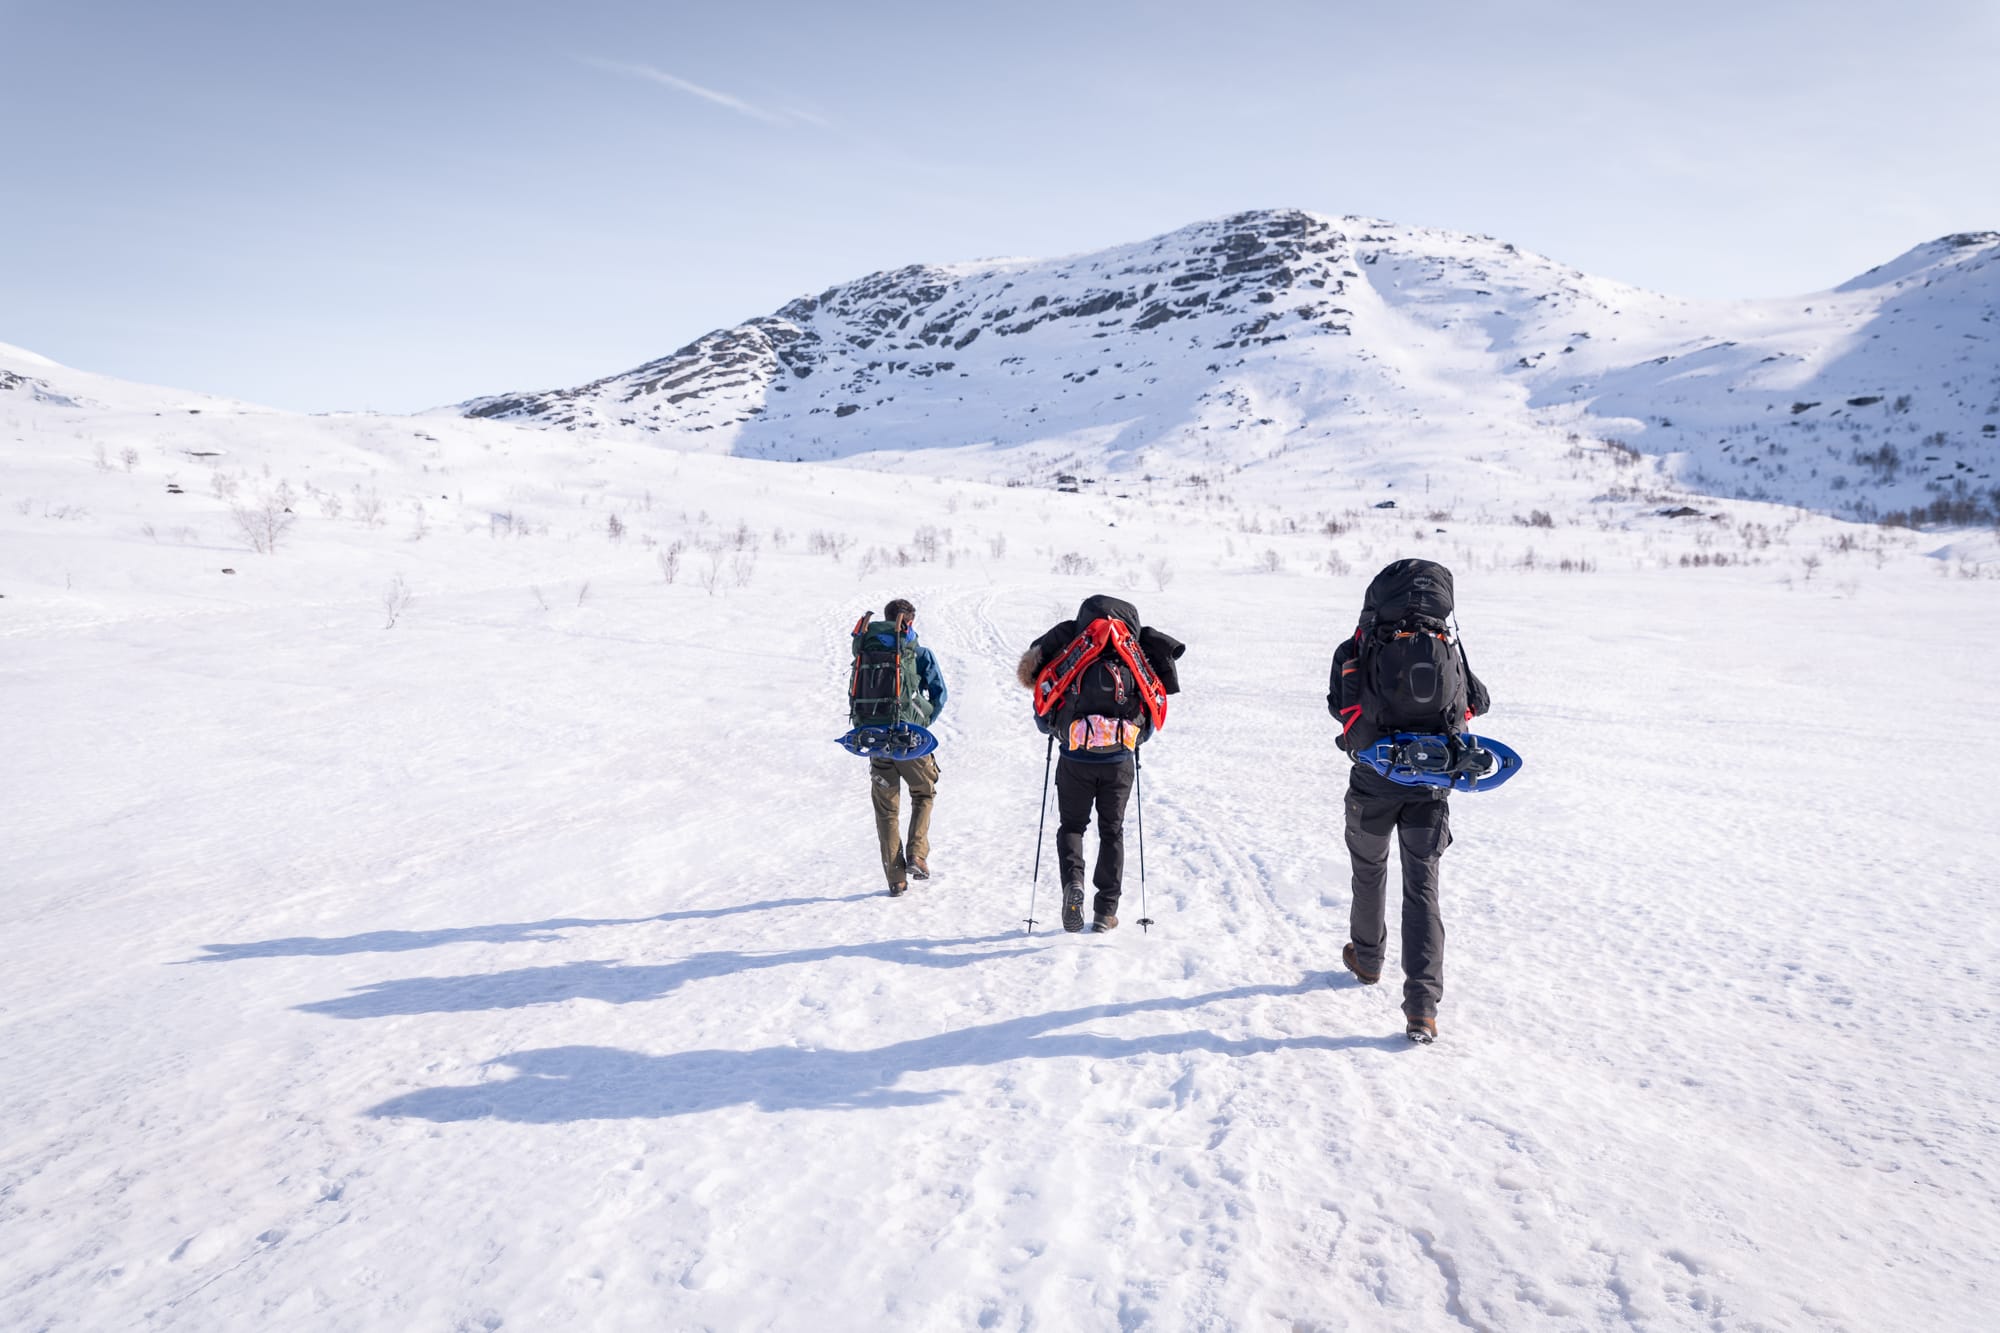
[4,335,1999,1332]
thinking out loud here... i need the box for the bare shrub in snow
[730,550,757,588]
[1150,558,1174,591]
[1256,549,1284,573]
[382,574,414,628]
[989,533,1007,559]
[1052,552,1096,576]
[576,580,592,608]
[121,447,139,472]
[808,529,854,561]
[911,525,944,562]
[213,471,241,501]
[231,482,297,554]
[607,513,626,543]
[353,485,385,527]
[1324,550,1352,577]
[658,539,685,584]
[698,549,725,595]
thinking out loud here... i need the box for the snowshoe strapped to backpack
[1337,560,1470,748]
[1033,616,1169,756]
[850,613,929,728]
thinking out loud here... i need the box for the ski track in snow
[3,356,1998,1330]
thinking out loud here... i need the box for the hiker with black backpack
[1017,595,1184,933]
[850,599,949,897]
[1328,560,1491,1043]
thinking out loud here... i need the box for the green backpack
[849,615,929,727]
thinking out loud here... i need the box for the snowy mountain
[460,210,2000,526]
[6,246,2000,1331]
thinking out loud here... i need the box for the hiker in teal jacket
[865,598,947,895]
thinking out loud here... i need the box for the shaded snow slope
[3,349,1999,1330]
[456,211,2000,526]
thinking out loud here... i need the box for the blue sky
[3,0,1995,412]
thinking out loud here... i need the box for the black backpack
[1062,652,1138,725]
[849,616,920,727]
[1354,560,1469,737]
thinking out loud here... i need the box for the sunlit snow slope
[4,270,1998,1333]
[459,211,2000,528]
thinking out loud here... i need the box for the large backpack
[850,615,926,727]
[1348,560,1469,741]
[1033,616,1169,756]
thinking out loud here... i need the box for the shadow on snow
[295,933,1035,1019]
[183,893,873,964]
[366,975,1407,1123]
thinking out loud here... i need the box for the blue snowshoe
[835,722,939,761]
[1356,732,1522,792]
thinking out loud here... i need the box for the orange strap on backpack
[1032,618,1169,730]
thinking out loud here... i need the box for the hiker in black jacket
[1017,595,1184,933]
[1328,560,1490,1043]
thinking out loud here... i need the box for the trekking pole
[1136,750,1154,933]
[1024,733,1054,934]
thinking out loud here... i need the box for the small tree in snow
[382,574,414,628]
[231,482,296,554]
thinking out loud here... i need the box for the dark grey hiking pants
[1344,766,1452,1020]
[1055,757,1135,914]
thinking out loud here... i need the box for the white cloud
[577,57,795,127]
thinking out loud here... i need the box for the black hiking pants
[1344,766,1452,1020]
[1055,757,1135,915]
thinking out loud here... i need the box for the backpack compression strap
[1032,618,1170,730]
[1336,626,1364,737]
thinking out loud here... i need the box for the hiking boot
[1061,883,1086,933]
[1342,942,1381,986]
[888,880,909,898]
[1406,1015,1437,1044]
[907,849,930,880]
[1091,912,1119,933]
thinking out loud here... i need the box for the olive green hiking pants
[869,755,939,887]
